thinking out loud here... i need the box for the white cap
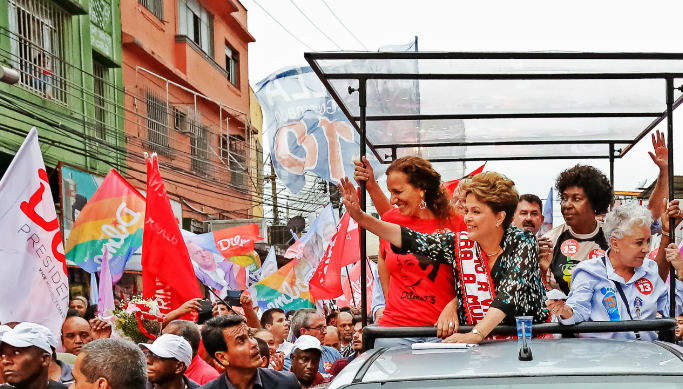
[139,334,192,368]
[15,322,58,349]
[0,323,53,354]
[0,325,11,338]
[292,335,322,353]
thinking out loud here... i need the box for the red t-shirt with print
[378,208,466,327]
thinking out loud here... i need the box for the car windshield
[368,375,683,389]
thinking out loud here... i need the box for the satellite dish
[287,216,306,234]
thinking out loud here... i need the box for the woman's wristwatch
[471,328,485,340]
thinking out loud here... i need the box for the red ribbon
[134,311,165,341]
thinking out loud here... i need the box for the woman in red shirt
[355,156,465,347]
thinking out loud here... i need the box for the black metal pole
[359,78,368,327]
[667,78,676,329]
[609,143,615,189]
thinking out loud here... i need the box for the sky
[242,0,683,223]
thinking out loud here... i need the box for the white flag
[0,128,69,339]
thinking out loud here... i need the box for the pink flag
[98,247,115,317]
[0,128,68,339]
[337,260,374,314]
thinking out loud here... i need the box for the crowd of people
[3,132,683,389]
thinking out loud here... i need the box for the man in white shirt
[261,308,293,355]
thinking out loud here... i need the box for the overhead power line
[251,0,317,52]
[321,0,368,51]
[289,0,342,50]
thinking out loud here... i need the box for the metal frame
[305,52,679,340]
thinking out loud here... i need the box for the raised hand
[338,177,363,221]
[648,130,668,170]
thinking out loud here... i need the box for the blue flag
[540,188,554,236]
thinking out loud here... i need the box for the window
[92,61,112,141]
[178,0,214,56]
[145,89,172,155]
[225,44,239,87]
[8,0,70,103]
[138,0,163,20]
[191,124,211,177]
[221,135,247,188]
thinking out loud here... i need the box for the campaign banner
[283,204,338,286]
[184,224,264,271]
[248,246,277,287]
[249,259,315,312]
[65,169,145,282]
[254,67,381,194]
[0,128,69,339]
[309,212,351,300]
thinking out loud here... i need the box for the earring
[614,246,619,253]
[496,222,500,228]
[420,199,426,210]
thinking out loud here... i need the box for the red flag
[142,154,201,315]
[309,213,351,300]
[443,163,486,196]
[336,260,374,314]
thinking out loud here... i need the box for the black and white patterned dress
[391,225,550,324]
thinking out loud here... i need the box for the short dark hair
[201,315,245,360]
[326,312,338,325]
[80,339,147,389]
[83,305,98,321]
[519,194,543,211]
[556,164,613,215]
[339,307,352,313]
[255,338,269,362]
[260,308,284,328]
[66,309,80,318]
[165,320,201,356]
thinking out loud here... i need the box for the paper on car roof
[411,343,477,350]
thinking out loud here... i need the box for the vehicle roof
[332,339,683,388]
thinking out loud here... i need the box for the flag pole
[345,266,357,307]
[204,283,239,316]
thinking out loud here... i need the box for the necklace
[486,247,503,257]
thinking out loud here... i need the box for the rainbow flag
[65,169,145,282]
[249,258,315,312]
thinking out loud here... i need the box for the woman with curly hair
[541,132,670,293]
[353,156,465,346]
[341,171,549,344]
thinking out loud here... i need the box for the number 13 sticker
[635,278,653,295]
[560,239,580,257]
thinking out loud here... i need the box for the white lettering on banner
[147,175,167,197]
[154,279,172,313]
[216,235,251,252]
[145,217,178,245]
[264,68,327,107]
[92,203,142,270]
[273,101,337,124]
[266,280,309,309]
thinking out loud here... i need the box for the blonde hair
[460,172,519,229]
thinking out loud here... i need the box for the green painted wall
[0,0,125,174]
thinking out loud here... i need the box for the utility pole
[268,155,279,225]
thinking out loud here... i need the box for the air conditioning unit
[172,105,201,137]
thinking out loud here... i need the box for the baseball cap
[14,322,58,350]
[292,335,322,353]
[139,334,192,367]
[0,323,53,354]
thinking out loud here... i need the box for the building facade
[120,0,257,230]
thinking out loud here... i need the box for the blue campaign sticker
[600,287,621,321]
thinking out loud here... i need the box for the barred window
[92,60,112,141]
[225,134,246,188]
[8,0,70,104]
[145,90,172,155]
[191,123,211,177]
[138,0,163,21]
